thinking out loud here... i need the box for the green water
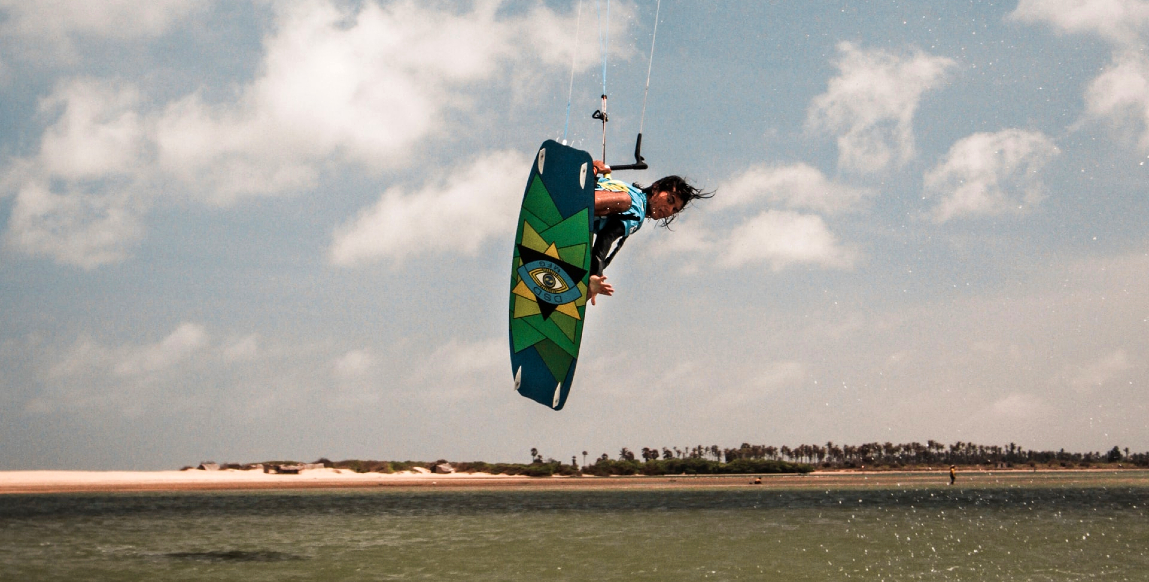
[1,474,1147,581]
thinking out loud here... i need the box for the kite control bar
[606,133,648,172]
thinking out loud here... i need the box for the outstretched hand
[592,160,610,177]
[588,275,614,305]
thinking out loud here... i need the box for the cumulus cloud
[1083,51,1149,150]
[1064,349,1134,393]
[707,361,809,410]
[405,338,505,401]
[154,0,591,204]
[34,322,208,416]
[719,210,857,271]
[328,348,382,407]
[650,162,867,273]
[113,323,208,376]
[330,150,528,266]
[333,349,376,380]
[714,163,876,214]
[0,0,198,59]
[2,0,609,268]
[223,334,260,363]
[428,339,505,378]
[2,79,150,268]
[925,129,1061,222]
[1011,1,1149,151]
[28,321,373,418]
[1009,0,1149,46]
[987,393,1048,420]
[807,42,956,174]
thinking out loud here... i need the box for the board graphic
[509,140,594,410]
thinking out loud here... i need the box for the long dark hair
[639,175,714,228]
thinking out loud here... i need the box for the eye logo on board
[515,244,587,320]
[520,260,578,305]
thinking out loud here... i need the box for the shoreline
[2,467,1146,495]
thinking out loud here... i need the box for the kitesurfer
[587,160,712,304]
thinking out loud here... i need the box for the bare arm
[591,160,631,216]
[595,190,631,216]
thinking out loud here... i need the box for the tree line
[198,441,1147,477]
[565,441,1149,469]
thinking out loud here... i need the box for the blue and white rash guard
[591,175,648,276]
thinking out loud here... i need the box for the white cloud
[35,81,147,179]
[27,322,355,418]
[4,181,146,269]
[706,361,809,410]
[719,210,857,271]
[2,0,606,267]
[405,338,505,402]
[714,163,876,213]
[34,322,208,417]
[749,361,808,390]
[333,349,376,380]
[223,334,260,363]
[1010,1,1149,150]
[154,0,589,204]
[1009,0,1149,46]
[925,129,1061,222]
[2,79,150,269]
[807,42,956,174]
[1083,50,1149,150]
[987,393,1048,420]
[0,0,198,58]
[428,339,505,378]
[330,149,528,266]
[114,322,208,376]
[1064,349,1134,393]
[649,163,869,273]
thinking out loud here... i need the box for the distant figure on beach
[949,465,956,485]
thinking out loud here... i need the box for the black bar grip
[606,133,648,171]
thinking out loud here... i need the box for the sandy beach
[0,468,524,494]
[2,467,1145,495]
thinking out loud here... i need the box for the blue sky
[1,0,1147,470]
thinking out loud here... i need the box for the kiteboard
[509,140,594,410]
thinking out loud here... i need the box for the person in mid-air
[588,160,712,304]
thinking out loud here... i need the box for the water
[1,472,1147,581]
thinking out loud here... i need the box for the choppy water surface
[1,472,1147,581]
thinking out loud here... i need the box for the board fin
[552,383,562,408]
